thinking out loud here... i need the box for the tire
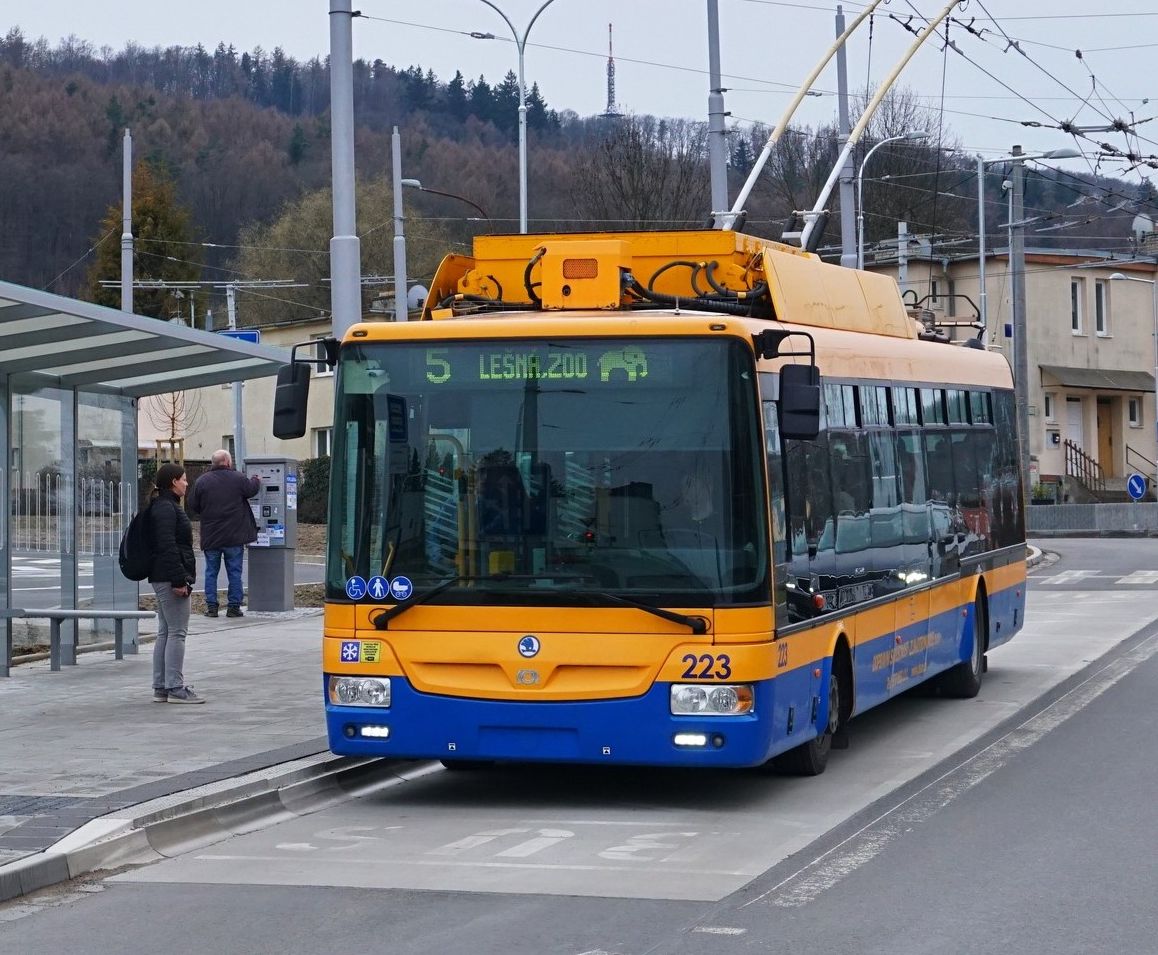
[774,652,845,776]
[939,591,986,698]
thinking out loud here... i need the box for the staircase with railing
[1064,439,1106,498]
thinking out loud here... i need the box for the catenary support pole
[706,0,729,219]
[391,127,407,323]
[121,129,133,313]
[1010,145,1031,494]
[836,6,857,268]
[329,0,362,339]
[227,284,246,471]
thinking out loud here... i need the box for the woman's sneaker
[167,686,205,704]
[152,688,168,702]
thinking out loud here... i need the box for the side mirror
[779,364,820,440]
[273,362,311,439]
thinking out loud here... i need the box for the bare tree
[144,391,207,464]
[570,116,711,229]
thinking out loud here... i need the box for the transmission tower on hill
[601,23,622,119]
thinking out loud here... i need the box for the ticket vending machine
[244,456,298,611]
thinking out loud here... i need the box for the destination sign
[424,345,653,386]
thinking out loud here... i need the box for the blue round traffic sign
[345,576,367,600]
[1126,473,1148,501]
[389,576,414,601]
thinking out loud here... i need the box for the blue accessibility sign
[345,576,367,600]
[1126,473,1149,502]
[389,576,414,601]
[366,576,389,601]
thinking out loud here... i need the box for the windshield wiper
[583,591,709,635]
[371,574,478,629]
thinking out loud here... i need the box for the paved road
[4,539,1157,952]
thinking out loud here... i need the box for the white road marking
[693,926,747,935]
[1037,570,1109,584]
[745,631,1158,909]
[1116,571,1158,585]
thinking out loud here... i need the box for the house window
[1095,280,1109,336]
[1044,393,1056,422]
[313,427,333,458]
[222,435,235,458]
[1071,278,1084,334]
[1128,398,1142,428]
[930,279,940,304]
[311,334,334,377]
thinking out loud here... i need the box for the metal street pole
[1009,145,1032,495]
[121,129,133,313]
[329,0,362,339]
[977,154,987,338]
[857,131,929,269]
[226,284,245,471]
[391,127,407,323]
[476,0,558,234]
[835,5,857,268]
[706,0,728,218]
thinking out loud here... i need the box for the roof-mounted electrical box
[539,239,632,310]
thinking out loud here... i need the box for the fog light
[673,732,709,747]
[359,725,391,738]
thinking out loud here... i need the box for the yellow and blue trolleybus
[275,229,1026,774]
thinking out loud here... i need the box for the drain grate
[0,793,88,816]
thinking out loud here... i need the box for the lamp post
[976,147,1080,337]
[1109,271,1158,499]
[402,179,490,220]
[975,146,1080,494]
[856,131,929,269]
[473,0,559,234]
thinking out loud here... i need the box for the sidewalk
[0,606,350,900]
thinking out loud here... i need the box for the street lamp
[402,179,490,220]
[976,145,1080,495]
[1109,271,1158,499]
[472,0,560,234]
[856,131,930,269]
[976,147,1080,335]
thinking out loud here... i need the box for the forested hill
[1,26,1153,308]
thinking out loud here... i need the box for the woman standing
[148,463,204,704]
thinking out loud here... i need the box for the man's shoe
[167,686,205,704]
[226,606,244,618]
[153,688,168,702]
[205,606,219,618]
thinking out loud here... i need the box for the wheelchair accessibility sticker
[345,576,367,600]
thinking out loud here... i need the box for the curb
[0,754,431,904]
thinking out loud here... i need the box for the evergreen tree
[446,70,468,121]
[493,70,521,137]
[526,82,556,132]
[468,75,494,125]
[85,160,202,320]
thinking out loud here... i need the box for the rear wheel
[939,591,986,698]
[774,652,845,776]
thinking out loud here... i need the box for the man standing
[191,450,260,618]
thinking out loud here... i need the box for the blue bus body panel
[326,671,823,769]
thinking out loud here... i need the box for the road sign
[219,329,261,345]
[1126,473,1148,501]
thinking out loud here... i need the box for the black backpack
[118,502,155,581]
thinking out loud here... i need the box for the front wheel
[938,592,986,698]
[774,656,843,776]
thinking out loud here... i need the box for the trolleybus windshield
[326,337,768,607]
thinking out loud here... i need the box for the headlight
[328,676,391,707]
[670,683,753,716]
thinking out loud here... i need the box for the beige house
[868,243,1157,497]
[172,316,336,465]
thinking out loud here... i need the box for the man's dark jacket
[191,466,260,551]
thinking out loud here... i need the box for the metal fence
[9,472,131,556]
[1028,501,1158,535]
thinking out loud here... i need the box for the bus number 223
[680,653,732,680]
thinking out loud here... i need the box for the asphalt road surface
[4,538,1157,954]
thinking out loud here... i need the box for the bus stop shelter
[0,280,290,666]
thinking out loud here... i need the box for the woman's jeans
[152,583,191,690]
[203,545,245,609]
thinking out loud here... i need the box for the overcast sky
[9,2,1158,181]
